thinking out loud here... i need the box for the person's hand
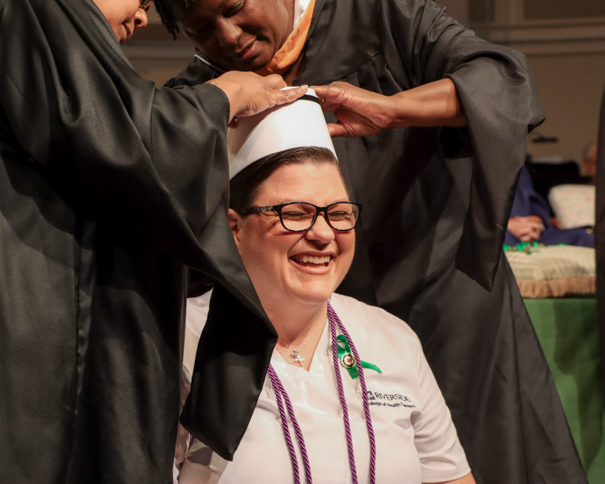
[313,78,466,138]
[312,82,396,137]
[507,216,544,242]
[208,72,307,126]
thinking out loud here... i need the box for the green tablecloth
[525,298,605,484]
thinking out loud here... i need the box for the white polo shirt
[176,292,471,484]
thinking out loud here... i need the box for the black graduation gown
[596,83,605,390]
[170,0,587,483]
[0,0,274,482]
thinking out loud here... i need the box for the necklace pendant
[290,349,305,368]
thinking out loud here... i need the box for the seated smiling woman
[175,91,475,484]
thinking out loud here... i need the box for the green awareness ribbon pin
[336,335,382,379]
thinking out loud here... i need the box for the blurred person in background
[506,167,594,247]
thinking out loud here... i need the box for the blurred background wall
[125,0,605,165]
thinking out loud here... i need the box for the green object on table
[503,241,541,253]
[503,241,567,253]
[525,298,605,484]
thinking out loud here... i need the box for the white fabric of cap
[227,88,337,180]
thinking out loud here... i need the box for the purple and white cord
[329,302,377,484]
[267,365,313,484]
[268,302,377,484]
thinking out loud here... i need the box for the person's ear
[228,208,244,249]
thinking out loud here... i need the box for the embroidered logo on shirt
[367,390,416,408]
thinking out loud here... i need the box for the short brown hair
[229,147,346,214]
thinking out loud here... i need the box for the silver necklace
[278,316,328,368]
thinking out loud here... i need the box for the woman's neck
[262,298,329,370]
[266,299,328,344]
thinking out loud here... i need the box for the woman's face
[229,162,355,310]
[93,0,149,44]
[176,0,294,71]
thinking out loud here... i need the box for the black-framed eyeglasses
[139,0,153,12]
[242,202,362,232]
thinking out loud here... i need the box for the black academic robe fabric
[170,0,587,483]
[596,83,605,390]
[0,0,274,483]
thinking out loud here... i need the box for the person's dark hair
[154,0,186,40]
[230,147,346,214]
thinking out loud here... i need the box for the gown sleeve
[1,0,276,467]
[381,0,545,289]
[0,0,232,274]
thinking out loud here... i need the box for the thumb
[327,122,348,137]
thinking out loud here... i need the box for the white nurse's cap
[228,88,336,180]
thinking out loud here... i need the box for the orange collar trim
[255,0,315,78]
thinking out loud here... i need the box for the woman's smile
[290,254,332,266]
[289,252,334,274]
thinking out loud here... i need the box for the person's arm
[311,0,545,289]
[313,78,465,138]
[429,473,476,484]
[406,328,472,483]
[377,0,544,290]
[1,0,304,270]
